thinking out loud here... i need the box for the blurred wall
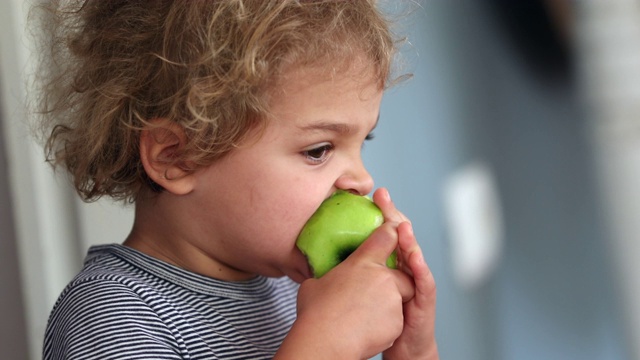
[1,1,84,358]
[0,96,29,360]
[367,1,630,359]
[577,2,640,359]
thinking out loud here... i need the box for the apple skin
[296,190,397,278]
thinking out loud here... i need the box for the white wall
[0,1,133,358]
[578,2,640,358]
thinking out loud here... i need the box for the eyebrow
[299,115,380,134]
[299,121,354,134]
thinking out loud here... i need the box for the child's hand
[278,217,415,359]
[374,188,439,360]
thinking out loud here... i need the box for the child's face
[188,64,383,283]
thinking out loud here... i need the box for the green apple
[296,190,397,278]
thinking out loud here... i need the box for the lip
[292,247,314,282]
[301,262,313,280]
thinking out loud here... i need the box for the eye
[365,132,375,141]
[361,132,375,149]
[302,143,334,164]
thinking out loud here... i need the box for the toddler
[35,1,438,359]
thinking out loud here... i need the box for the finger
[397,221,420,265]
[397,222,436,308]
[373,188,409,223]
[350,221,400,266]
[396,221,416,275]
[393,267,416,303]
[411,250,436,309]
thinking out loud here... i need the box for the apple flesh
[296,190,397,278]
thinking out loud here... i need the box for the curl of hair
[32,0,404,203]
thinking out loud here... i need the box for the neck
[124,190,256,281]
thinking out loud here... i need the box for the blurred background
[1,0,638,359]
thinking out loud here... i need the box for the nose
[334,158,374,196]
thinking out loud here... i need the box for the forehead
[264,63,383,128]
[239,61,383,147]
[269,59,383,102]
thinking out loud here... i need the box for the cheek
[229,157,335,245]
[253,185,325,241]
[262,192,316,232]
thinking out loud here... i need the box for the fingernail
[384,188,391,202]
[408,223,414,236]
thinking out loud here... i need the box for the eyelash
[303,143,334,164]
[302,132,375,164]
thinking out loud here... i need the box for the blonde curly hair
[33,0,401,203]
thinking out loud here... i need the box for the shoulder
[48,270,159,323]
[46,244,180,327]
[43,249,181,359]
[50,247,161,315]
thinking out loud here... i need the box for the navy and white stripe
[43,244,299,359]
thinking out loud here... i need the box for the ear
[139,119,196,196]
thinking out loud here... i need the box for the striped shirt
[43,244,299,359]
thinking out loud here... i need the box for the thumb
[348,222,415,302]
[350,222,399,266]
